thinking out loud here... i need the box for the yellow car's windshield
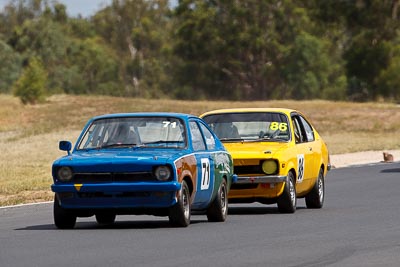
[202,112,290,142]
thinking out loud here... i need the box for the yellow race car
[201,108,330,213]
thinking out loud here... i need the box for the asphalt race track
[1,163,400,267]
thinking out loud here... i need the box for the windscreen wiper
[98,143,140,149]
[219,138,245,142]
[257,137,287,142]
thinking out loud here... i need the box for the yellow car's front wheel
[277,172,296,213]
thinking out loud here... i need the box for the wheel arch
[319,163,327,177]
[182,176,194,196]
[288,168,297,183]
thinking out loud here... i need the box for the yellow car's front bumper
[229,175,287,200]
[235,175,286,184]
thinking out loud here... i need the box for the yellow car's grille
[231,183,258,190]
[234,165,263,175]
[234,159,279,176]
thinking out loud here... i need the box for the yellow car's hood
[222,141,290,160]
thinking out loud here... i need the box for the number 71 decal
[200,158,210,190]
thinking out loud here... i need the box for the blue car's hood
[53,148,188,173]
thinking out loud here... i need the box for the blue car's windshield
[78,117,186,150]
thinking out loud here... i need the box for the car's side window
[292,116,305,143]
[189,121,206,151]
[198,122,216,150]
[299,116,315,142]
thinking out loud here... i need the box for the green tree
[172,0,221,99]
[92,0,173,97]
[376,40,400,101]
[0,0,42,38]
[4,1,121,96]
[10,17,70,93]
[65,37,121,95]
[308,0,400,101]
[172,0,345,100]
[282,32,346,100]
[13,57,47,104]
[128,1,174,98]
[0,40,22,93]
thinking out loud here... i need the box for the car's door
[188,120,215,209]
[291,114,317,193]
[299,115,319,172]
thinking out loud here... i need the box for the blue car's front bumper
[51,182,181,209]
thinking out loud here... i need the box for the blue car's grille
[72,172,154,183]
[77,192,151,198]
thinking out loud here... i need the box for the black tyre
[305,168,325,209]
[95,213,116,225]
[207,179,228,222]
[277,172,297,213]
[169,180,191,227]
[53,194,76,229]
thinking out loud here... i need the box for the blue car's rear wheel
[53,194,76,229]
[207,179,228,222]
[169,180,191,227]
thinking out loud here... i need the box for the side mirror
[59,141,72,155]
[232,174,238,183]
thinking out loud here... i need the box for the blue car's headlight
[154,166,171,181]
[57,167,73,182]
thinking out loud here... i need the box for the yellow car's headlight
[261,160,278,175]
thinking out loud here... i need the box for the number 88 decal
[297,154,305,182]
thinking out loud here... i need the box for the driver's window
[189,121,206,151]
[292,117,304,143]
[199,123,216,150]
[299,116,315,142]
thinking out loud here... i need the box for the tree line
[1,0,400,103]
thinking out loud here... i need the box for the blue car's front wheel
[54,194,77,229]
[168,180,191,227]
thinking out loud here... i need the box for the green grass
[1,94,399,206]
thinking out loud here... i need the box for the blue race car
[51,113,235,228]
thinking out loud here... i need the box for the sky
[57,0,112,17]
[0,0,112,17]
[0,0,178,17]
